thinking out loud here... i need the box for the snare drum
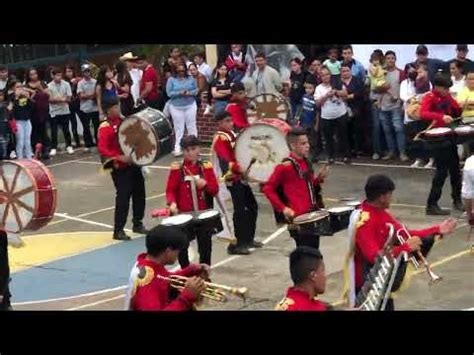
[327,206,354,234]
[422,127,454,142]
[292,210,333,236]
[454,125,474,145]
[118,108,173,166]
[160,214,194,239]
[192,209,223,235]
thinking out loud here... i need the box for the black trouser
[0,232,11,311]
[31,118,51,155]
[178,229,213,268]
[228,181,258,247]
[50,114,73,149]
[427,144,462,207]
[358,235,435,311]
[111,166,146,233]
[69,110,81,146]
[347,107,365,155]
[289,228,320,249]
[78,111,100,147]
[321,114,350,160]
[302,125,318,162]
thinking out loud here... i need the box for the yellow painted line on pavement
[8,232,131,273]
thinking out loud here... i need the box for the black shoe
[426,205,450,216]
[249,241,263,248]
[453,200,465,212]
[227,245,251,255]
[132,224,149,234]
[113,230,131,241]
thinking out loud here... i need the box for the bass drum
[0,159,57,233]
[235,118,291,183]
[118,108,173,166]
[246,93,290,124]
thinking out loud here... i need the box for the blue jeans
[15,120,33,159]
[379,107,405,155]
[214,100,229,115]
[290,100,303,120]
[371,104,382,154]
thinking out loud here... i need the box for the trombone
[396,225,442,285]
[157,275,248,303]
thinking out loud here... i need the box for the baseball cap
[81,63,91,72]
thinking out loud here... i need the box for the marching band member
[263,127,329,249]
[97,97,148,241]
[165,135,219,268]
[225,82,249,132]
[212,110,261,255]
[126,225,209,311]
[275,246,331,311]
[345,174,456,310]
[420,72,464,215]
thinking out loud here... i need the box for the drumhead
[293,210,329,225]
[454,125,474,134]
[247,94,290,123]
[328,206,354,214]
[235,122,290,183]
[345,200,361,208]
[197,210,220,220]
[118,116,159,166]
[161,214,193,226]
[424,127,452,136]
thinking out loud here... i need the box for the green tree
[137,44,205,68]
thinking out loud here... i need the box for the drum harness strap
[180,160,214,211]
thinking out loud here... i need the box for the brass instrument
[157,275,248,303]
[396,225,442,285]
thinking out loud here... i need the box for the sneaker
[83,147,90,153]
[426,205,450,216]
[249,241,263,248]
[410,159,423,168]
[453,200,465,212]
[424,159,435,169]
[9,151,16,159]
[227,245,251,255]
[113,230,131,241]
[49,149,57,157]
[328,158,335,165]
[66,146,74,155]
[382,152,395,160]
[343,157,352,165]
[203,105,213,116]
[400,153,409,162]
[372,153,380,160]
[173,150,183,157]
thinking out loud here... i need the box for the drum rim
[161,214,194,225]
[293,210,330,224]
[424,128,453,136]
[196,209,220,219]
[118,116,160,166]
[328,206,354,213]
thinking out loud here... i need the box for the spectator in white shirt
[449,60,466,99]
[193,52,213,83]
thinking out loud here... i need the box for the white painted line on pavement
[67,295,125,311]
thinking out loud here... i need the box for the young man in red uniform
[275,246,331,311]
[212,110,261,255]
[263,127,329,249]
[420,73,463,215]
[97,97,148,241]
[166,135,219,268]
[351,174,456,310]
[128,224,209,311]
[225,82,249,132]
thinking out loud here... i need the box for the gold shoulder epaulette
[201,160,213,169]
[136,266,154,287]
[356,211,370,229]
[275,297,295,311]
[170,161,181,170]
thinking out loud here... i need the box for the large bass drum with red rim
[235,118,291,183]
[246,93,290,124]
[0,159,57,233]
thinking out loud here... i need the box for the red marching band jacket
[353,201,441,288]
[165,159,219,212]
[419,89,462,128]
[212,129,242,184]
[262,153,324,217]
[97,115,128,170]
[275,287,328,311]
[129,253,203,311]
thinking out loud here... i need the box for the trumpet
[396,225,442,285]
[157,275,248,303]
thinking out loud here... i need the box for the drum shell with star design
[0,159,57,233]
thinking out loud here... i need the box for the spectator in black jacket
[289,58,308,120]
[405,45,445,84]
[445,44,474,75]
